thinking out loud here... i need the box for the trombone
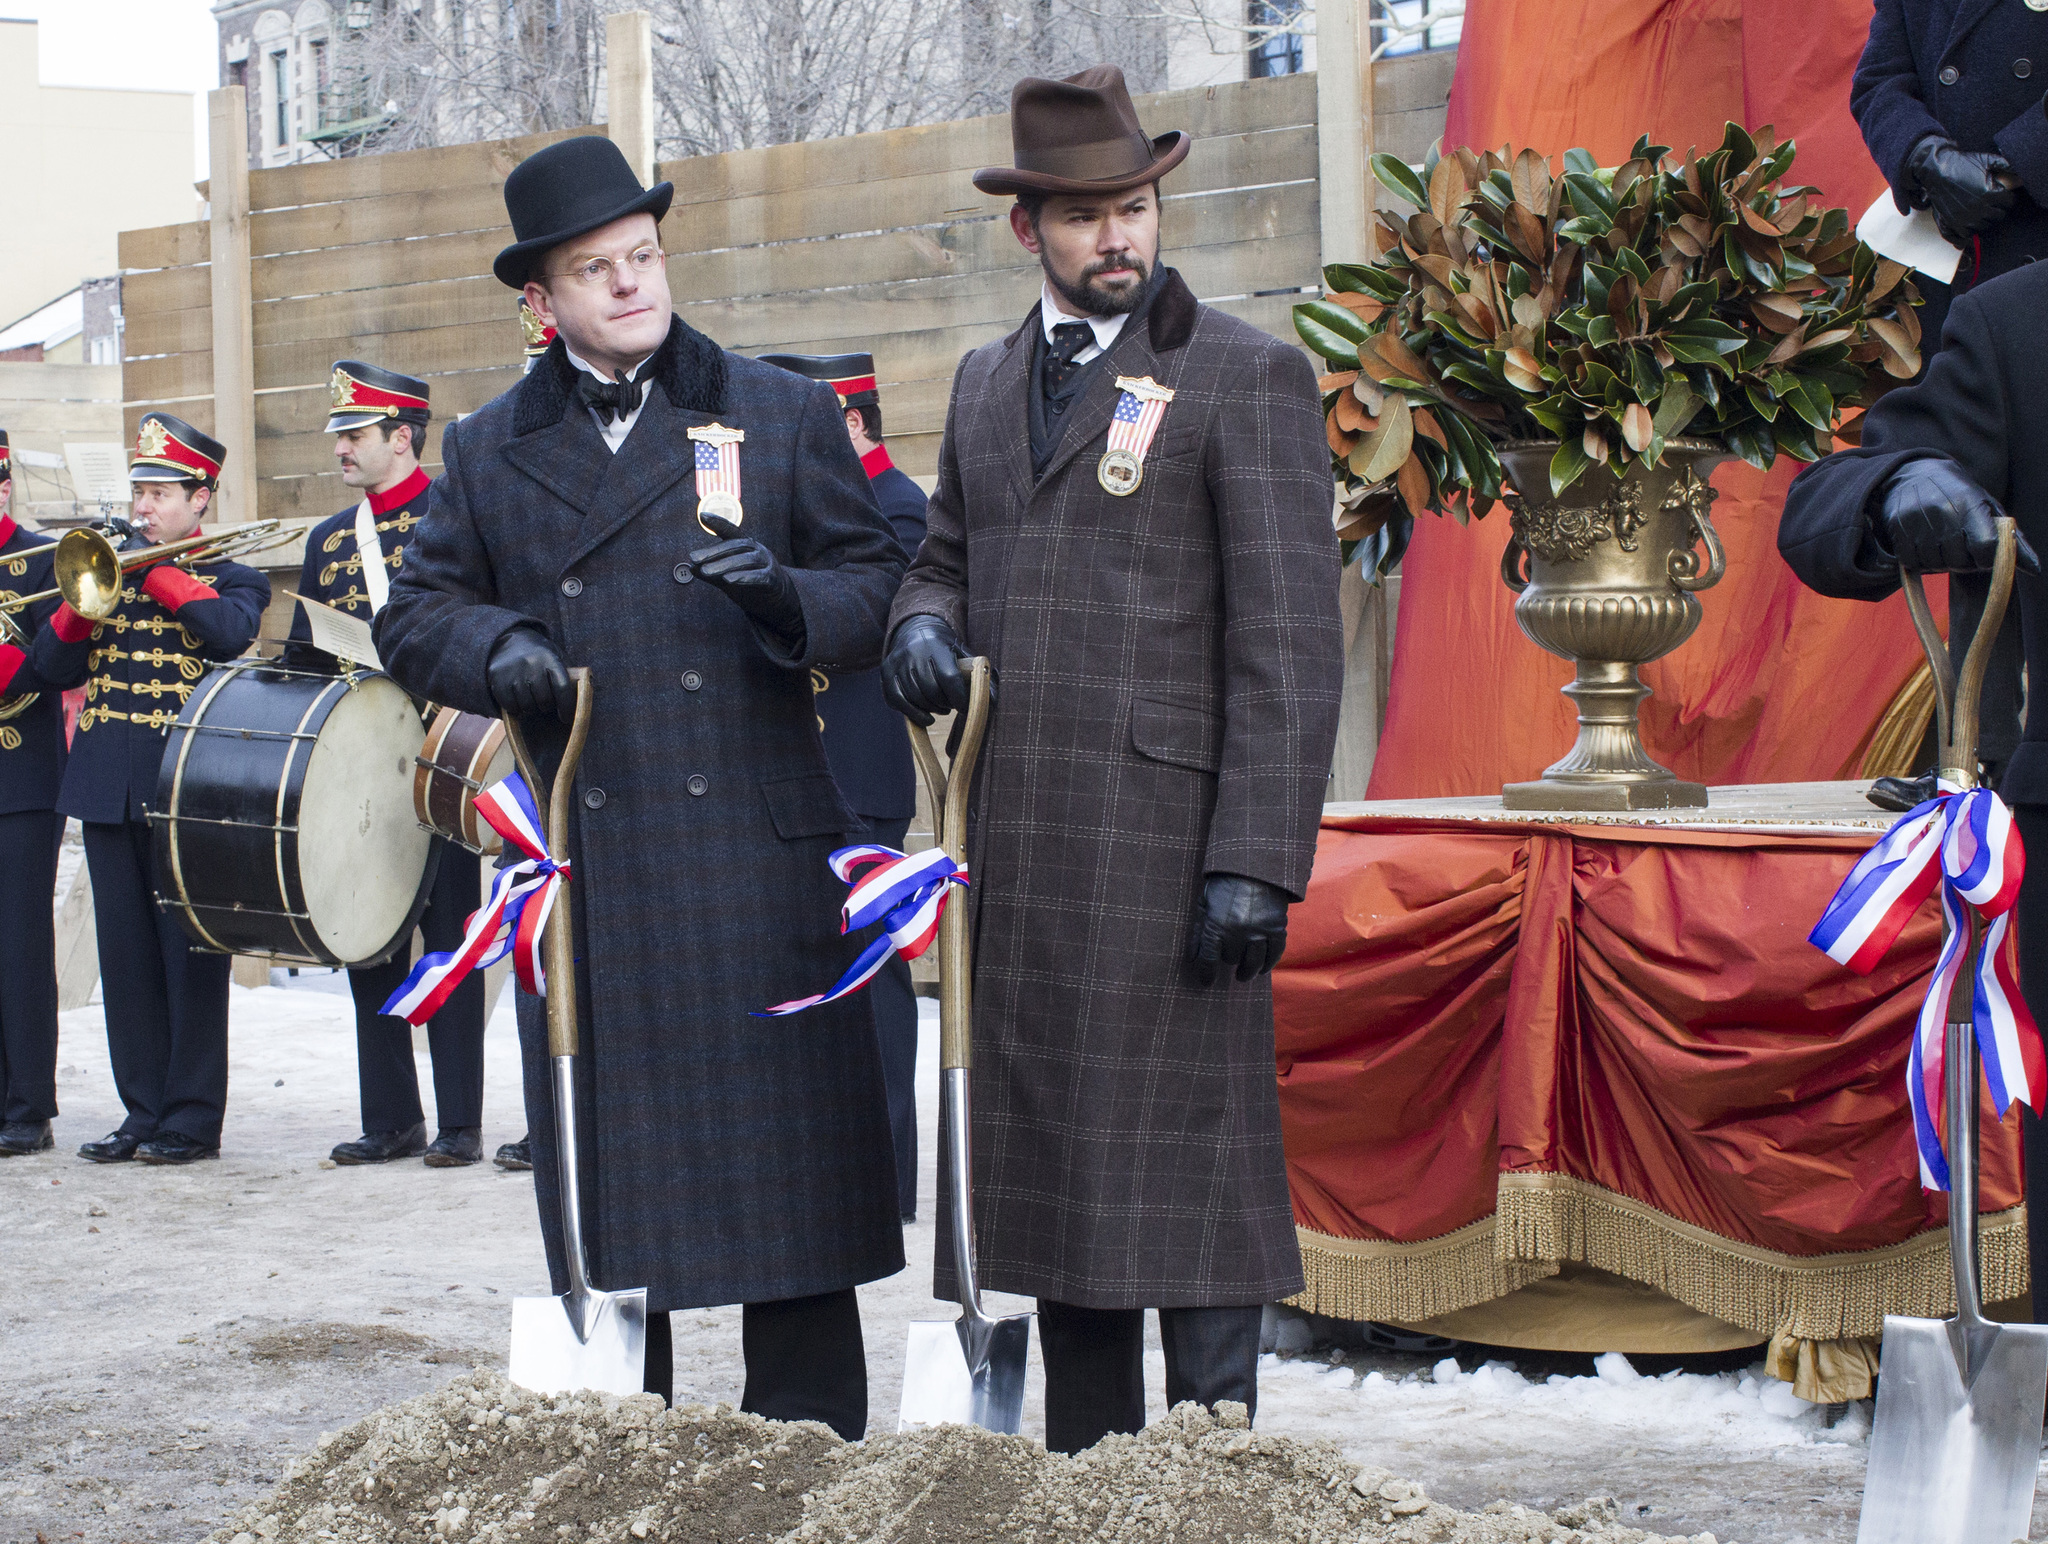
[0,520,294,722]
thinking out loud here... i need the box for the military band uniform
[0,475,67,1149]
[287,462,486,1149]
[30,416,270,1160]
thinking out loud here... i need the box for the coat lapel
[503,405,613,520]
[560,384,700,572]
[991,313,1036,500]
[1942,0,2001,59]
[1033,318,1161,494]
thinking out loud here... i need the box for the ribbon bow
[576,368,645,425]
[381,772,570,1025]
[1810,783,2044,1190]
[758,844,967,1016]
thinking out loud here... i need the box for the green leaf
[1744,382,1779,422]
[1586,314,1619,346]
[1296,299,1373,344]
[1614,247,1653,284]
[1653,378,1699,438]
[1323,262,1402,299]
[1557,216,1613,244]
[1549,435,1594,496]
[1782,378,1834,433]
[1292,308,1360,366]
[1563,147,1600,178]
[1565,172,1618,222]
[1371,153,1430,210]
[1719,121,1758,173]
[1723,419,1777,470]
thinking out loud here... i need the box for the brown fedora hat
[973,65,1191,197]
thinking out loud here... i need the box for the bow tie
[577,369,645,424]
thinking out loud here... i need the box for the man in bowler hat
[373,136,906,1434]
[882,66,1343,1452]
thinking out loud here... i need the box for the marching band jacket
[283,467,430,672]
[30,548,270,824]
[0,516,66,815]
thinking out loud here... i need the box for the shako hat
[0,429,11,481]
[757,352,879,409]
[130,412,224,486]
[973,65,1189,197]
[325,360,431,434]
[494,136,674,289]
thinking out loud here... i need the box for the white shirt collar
[1039,284,1129,359]
[562,346,652,454]
[563,346,650,383]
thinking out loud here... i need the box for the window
[1248,0,1304,77]
[1378,0,1463,57]
[272,51,289,146]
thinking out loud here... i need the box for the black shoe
[494,1135,532,1171]
[0,1120,53,1155]
[424,1127,482,1167]
[136,1131,220,1165]
[330,1122,427,1165]
[79,1129,145,1164]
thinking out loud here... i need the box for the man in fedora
[373,136,908,1435]
[881,65,1344,1453]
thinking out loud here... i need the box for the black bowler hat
[325,359,431,433]
[494,137,674,289]
[130,412,225,486]
[757,352,880,409]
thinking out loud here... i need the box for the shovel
[501,667,650,1398]
[1858,518,2048,1544]
[897,656,1032,1433]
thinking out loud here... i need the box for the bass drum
[152,661,434,967]
[414,705,513,855]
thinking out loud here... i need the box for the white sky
[8,0,220,179]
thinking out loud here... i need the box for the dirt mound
[205,1371,1719,1544]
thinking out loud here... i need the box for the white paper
[1856,194,1961,284]
[286,589,383,671]
[62,443,130,505]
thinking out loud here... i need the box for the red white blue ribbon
[758,844,966,1016]
[380,772,569,1024]
[1810,784,2043,1190]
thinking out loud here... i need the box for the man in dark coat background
[1852,0,2048,781]
[1779,259,2048,1318]
[373,136,907,1437]
[881,67,1344,1454]
[758,349,928,1224]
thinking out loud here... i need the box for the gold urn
[1496,440,1728,811]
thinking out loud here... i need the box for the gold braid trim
[1290,1174,2028,1343]
[77,704,179,733]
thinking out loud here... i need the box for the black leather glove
[1907,137,2018,244]
[487,627,576,724]
[1190,873,1291,986]
[1875,460,2041,575]
[689,514,805,643]
[881,615,969,726]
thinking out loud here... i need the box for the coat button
[1939,64,1960,85]
[681,670,702,691]
[561,576,583,597]
[2017,58,2035,79]
[686,774,708,797]
[672,563,693,585]
[584,787,606,809]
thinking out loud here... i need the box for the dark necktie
[1042,321,1095,396]
[577,368,645,425]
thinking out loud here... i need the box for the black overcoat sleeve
[887,356,973,643]
[175,562,271,657]
[373,418,537,717]
[1851,0,1946,206]
[1780,285,2015,600]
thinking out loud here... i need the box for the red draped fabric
[1369,0,1944,800]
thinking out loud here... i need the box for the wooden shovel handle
[906,657,992,1072]
[1899,517,2018,788]
[502,666,594,1058]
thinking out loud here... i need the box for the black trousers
[866,815,919,1217]
[0,809,62,1123]
[345,842,486,1133]
[640,1287,867,1440]
[1037,1300,1263,1454]
[84,818,230,1145]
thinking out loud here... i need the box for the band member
[31,414,270,1164]
[879,66,1344,1453]
[757,350,926,1222]
[0,431,66,1156]
[285,362,487,1168]
[1779,262,2048,1319]
[373,136,906,1434]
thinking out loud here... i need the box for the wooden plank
[607,12,655,187]
[252,367,520,440]
[247,272,509,353]
[123,263,211,317]
[251,316,538,394]
[250,226,512,303]
[658,74,1318,208]
[123,350,214,402]
[119,221,209,272]
[249,182,518,262]
[125,306,216,358]
[1372,51,1457,117]
[244,127,588,214]
[0,363,124,402]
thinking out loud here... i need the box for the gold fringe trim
[1495,1173,2028,1341]
[1286,1215,1560,1324]
[1859,660,1936,779]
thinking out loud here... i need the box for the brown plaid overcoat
[890,269,1343,1307]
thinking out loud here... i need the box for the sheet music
[286,589,383,671]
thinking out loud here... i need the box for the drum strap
[354,498,390,613]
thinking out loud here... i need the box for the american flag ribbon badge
[1098,375,1175,497]
[687,422,746,532]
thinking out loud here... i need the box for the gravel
[205,1371,1723,1544]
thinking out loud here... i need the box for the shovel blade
[898,1313,1032,1434]
[508,1287,648,1398]
[1857,1313,2048,1544]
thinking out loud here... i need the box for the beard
[1043,250,1152,317]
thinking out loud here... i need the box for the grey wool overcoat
[889,268,1344,1308]
[374,318,909,1312]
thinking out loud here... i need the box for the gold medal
[1098,447,1144,497]
[697,490,744,534]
